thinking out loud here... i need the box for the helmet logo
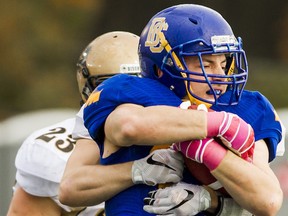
[145,17,168,53]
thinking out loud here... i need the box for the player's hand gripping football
[132,148,184,186]
[173,137,228,170]
[143,182,211,216]
[206,110,255,158]
[174,103,255,169]
[185,103,255,162]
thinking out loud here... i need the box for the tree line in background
[0,0,287,121]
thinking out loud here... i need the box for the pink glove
[173,138,227,170]
[206,111,255,157]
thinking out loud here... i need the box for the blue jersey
[212,90,283,162]
[84,74,182,216]
[84,74,283,215]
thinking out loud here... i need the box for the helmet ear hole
[154,66,163,78]
[80,61,90,78]
[153,65,158,77]
[82,67,90,78]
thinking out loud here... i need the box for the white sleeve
[15,175,105,215]
[15,118,76,192]
[14,117,105,214]
[16,170,59,197]
[72,105,92,140]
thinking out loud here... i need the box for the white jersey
[14,118,104,215]
[72,105,91,140]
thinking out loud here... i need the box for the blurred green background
[0,0,288,121]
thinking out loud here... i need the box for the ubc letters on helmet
[145,18,168,53]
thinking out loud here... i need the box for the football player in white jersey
[7,31,180,216]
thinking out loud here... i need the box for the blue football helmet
[139,4,248,106]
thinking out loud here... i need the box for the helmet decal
[145,17,169,53]
[119,64,141,73]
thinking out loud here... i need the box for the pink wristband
[206,111,225,137]
[176,138,227,171]
[203,139,227,170]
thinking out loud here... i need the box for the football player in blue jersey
[138,4,285,216]
[78,4,284,216]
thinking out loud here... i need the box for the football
[184,157,230,196]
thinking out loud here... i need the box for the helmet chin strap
[187,92,212,108]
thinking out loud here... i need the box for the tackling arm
[105,103,208,147]
[7,187,62,216]
[59,138,133,206]
[59,139,184,207]
[104,103,208,147]
[104,103,253,152]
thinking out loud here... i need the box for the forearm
[211,151,283,216]
[105,104,207,147]
[7,187,62,216]
[174,134,282,215]
[59,162,133,206]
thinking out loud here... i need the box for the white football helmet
[77,31,141,103]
